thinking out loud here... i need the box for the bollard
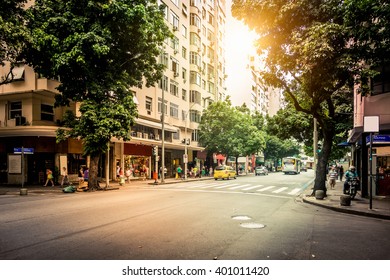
[340,195,351,206]
[315,190,325,200]
[20,188,28,195]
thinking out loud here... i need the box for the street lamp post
[161,79,166,184]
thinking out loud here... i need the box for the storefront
[369,135,390,195]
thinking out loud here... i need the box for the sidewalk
[1,176,389,220]
[0,176,215,195]
[301,180,390,220]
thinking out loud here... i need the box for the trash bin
[153,172,157,180]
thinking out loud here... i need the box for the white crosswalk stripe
[272,187,288,193]
[257,186,276,192]
[159,181,304,196]
[229,184,251,190]
[288,188,302,195]
[242,185,263,191]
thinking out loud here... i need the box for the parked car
[255,166,268,176]
[214,165,237,180]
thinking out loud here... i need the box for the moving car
[214,165,237,180]
[255,166,268,176]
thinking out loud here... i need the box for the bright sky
[225,0,258,104]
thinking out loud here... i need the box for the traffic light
[153,146,158,156]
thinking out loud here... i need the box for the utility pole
[161,79,165,183]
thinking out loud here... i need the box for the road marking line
[215,183,239,189]
[288,188,301,195]
[242,185,263,191]
[229,184,251,190]
[257,186,276,192]
[272,187,288,193]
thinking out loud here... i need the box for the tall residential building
[229,55,283,116]
[0,0,227,185]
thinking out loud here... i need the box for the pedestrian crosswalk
[157,181,305,196]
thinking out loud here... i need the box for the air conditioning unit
[174,72,179,77]
[155,135,160,140]
[173,26,178,31]
[147,110,151,115]
[174,49,179,54]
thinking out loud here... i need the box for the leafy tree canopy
[0,0,29,85]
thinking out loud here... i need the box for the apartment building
[0,0,227,184]
[229,55,282,116]
[348,65,390,197]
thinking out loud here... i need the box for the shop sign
[366,135,390,145]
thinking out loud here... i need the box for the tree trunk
[312,123,334,196]
[88,154,101,191]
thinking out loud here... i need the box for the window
[171,57,179,75]
[170,11,179,29]
[190,13,201,29]
[170,102,179,118]
[170,37,179,53]
[208,81,215,94]
[182,46,187,59]
[145,97,152,112]
[159,76,168,91]
[190,32,201,48]
[208,13,214,25]
[41,104,54,121]
[190,71,201,86]
[171,0,179,7]
[9,101,22,119]
[170,79,179,97]
[182,89,187,101]
[190,110,201,123]
[190,52,201,67]
[181,24,187,38]
[190,90,201,104]
[158,98,168,114]
[160,52,169,67]
[192,129,199,142]
[159,1,168,20]
[182,68,187,80]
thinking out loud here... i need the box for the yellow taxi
[214,165,237,180]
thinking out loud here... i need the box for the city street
[0,171,389,260]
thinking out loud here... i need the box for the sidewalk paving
[1,175,389,220]
[301,180,390,220]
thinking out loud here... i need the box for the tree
[198,99,265,173]
[24,0,171,190]
[0,0,29,85]
[232,0,370,195]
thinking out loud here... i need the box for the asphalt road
[0,171,389,260]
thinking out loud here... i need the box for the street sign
[14,147,34,154]
[183,154,188,163]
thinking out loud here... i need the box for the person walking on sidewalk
[328,166,338,189]
[44,169,54,187]
[60,167,68,187]
[339,165,344,181]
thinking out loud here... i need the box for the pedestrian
[44,169,54,187]
[209,166,213,177]
[339,165,344,181]
[60,167,68,187]
[83,167,89,182]
[328,166,338,189]
[78,167,84,187]
[176,165,182,179]
[125,168,131,183]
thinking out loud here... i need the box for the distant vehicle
[214,165,237,180]
[255,166,268,176]
[282,157,301,174]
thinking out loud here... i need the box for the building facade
[348,65,390,196]
[0,0,227,185]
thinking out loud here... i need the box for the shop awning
[135,118,178,133]
[338,141,351,147]
[0,126,57,137]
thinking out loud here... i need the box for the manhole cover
[240,223,266,229]
[231,215,252,220]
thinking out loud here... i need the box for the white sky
[225,0,258,105]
